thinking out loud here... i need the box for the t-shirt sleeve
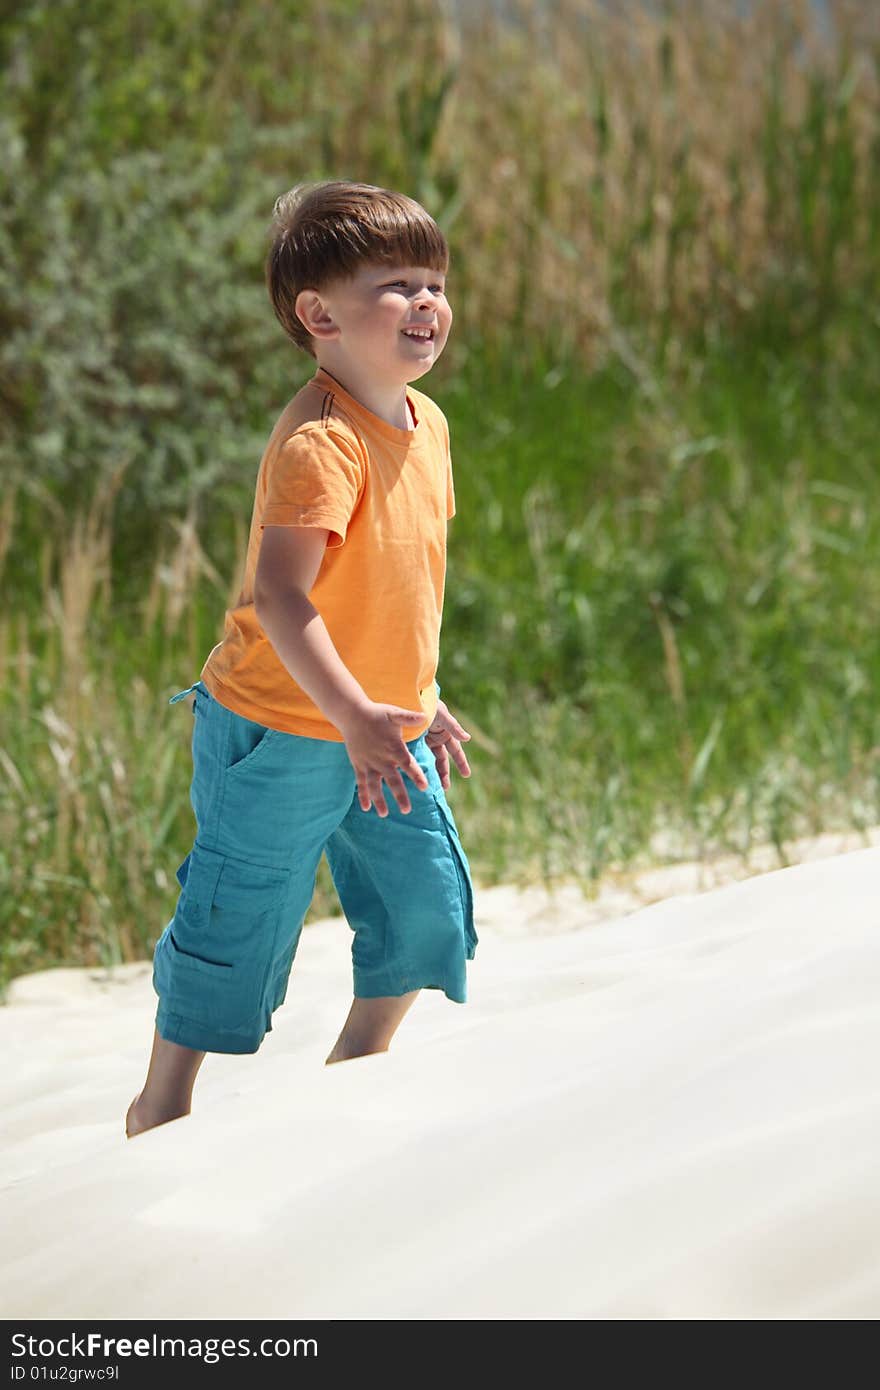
[260,428,366,548]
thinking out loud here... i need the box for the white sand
[2,828,879,1320]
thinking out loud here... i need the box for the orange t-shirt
[199,366,456,741]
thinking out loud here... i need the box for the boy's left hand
[425,699,472,789]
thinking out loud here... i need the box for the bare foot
[125,1092,189,1139]
[324,1041,388,1065]
[125,1092,146,1138]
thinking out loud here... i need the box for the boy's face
[298,261,452,383]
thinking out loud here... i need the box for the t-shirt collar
[313,367,423,446]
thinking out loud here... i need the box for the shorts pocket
[162,840,291,1030]
[190,687,280,777]
[216,703,280,777]
[431,794,478,959]
[226,721,280,776]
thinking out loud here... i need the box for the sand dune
[2,833,879,1319]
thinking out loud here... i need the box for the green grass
[2,0,879,991]
[3,323,879,995]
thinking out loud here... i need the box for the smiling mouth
[401,330,435,342]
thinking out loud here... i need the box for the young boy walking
[127,180,478,1138]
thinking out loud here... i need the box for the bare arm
[253,524,428,813]
[254,525,370,730]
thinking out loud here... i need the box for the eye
[386,281,445,293]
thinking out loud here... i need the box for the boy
[126,180,478,1138]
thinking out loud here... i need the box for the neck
[315,361,414,431]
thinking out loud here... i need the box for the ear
[295,288,336,338]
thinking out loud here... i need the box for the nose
[415,284,442,306]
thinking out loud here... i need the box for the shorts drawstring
[169,681,204,706]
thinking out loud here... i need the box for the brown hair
[265,180,450,359]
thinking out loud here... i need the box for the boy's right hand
[335,702,430,816]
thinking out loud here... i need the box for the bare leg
[126,1026,207,1138]
[325,990,421,1065]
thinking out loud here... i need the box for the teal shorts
[152,681,478,1054]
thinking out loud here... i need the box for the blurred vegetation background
[2,0,879,991]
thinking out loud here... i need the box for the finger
[449,740,471,778]
[431,712,471,742]
[406,754,429,791]
[367,774,389,817]
[433,743,451,789]
[382,769,412,815]
[356,773,372,813]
